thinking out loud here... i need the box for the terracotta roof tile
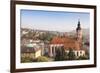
[50,36,80,50]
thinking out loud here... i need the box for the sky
[21,9,90,32]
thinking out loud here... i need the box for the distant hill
[21,27,90,41]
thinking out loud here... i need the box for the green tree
[67,48,76,60]
[38,32,54,42]
[55,46,66,61]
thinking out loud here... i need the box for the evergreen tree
[67,48,76,60]
[55,46,66,61]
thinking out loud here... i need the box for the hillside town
[21,20,90,63]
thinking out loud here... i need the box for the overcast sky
[21,9,90,32]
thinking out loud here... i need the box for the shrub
[36,56,49,62]
[21,56,33,63]
[78,56,88,60]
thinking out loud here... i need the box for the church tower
[76,19,82,43]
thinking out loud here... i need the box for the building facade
[49,20,85,58]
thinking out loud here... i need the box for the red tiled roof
[50,36,80,50]
[50,37,66,44]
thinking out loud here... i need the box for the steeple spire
[76,19,81,31]
[78,19,80,27]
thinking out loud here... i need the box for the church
[48,20,85,58]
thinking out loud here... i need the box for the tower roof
[76,20,81,31]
